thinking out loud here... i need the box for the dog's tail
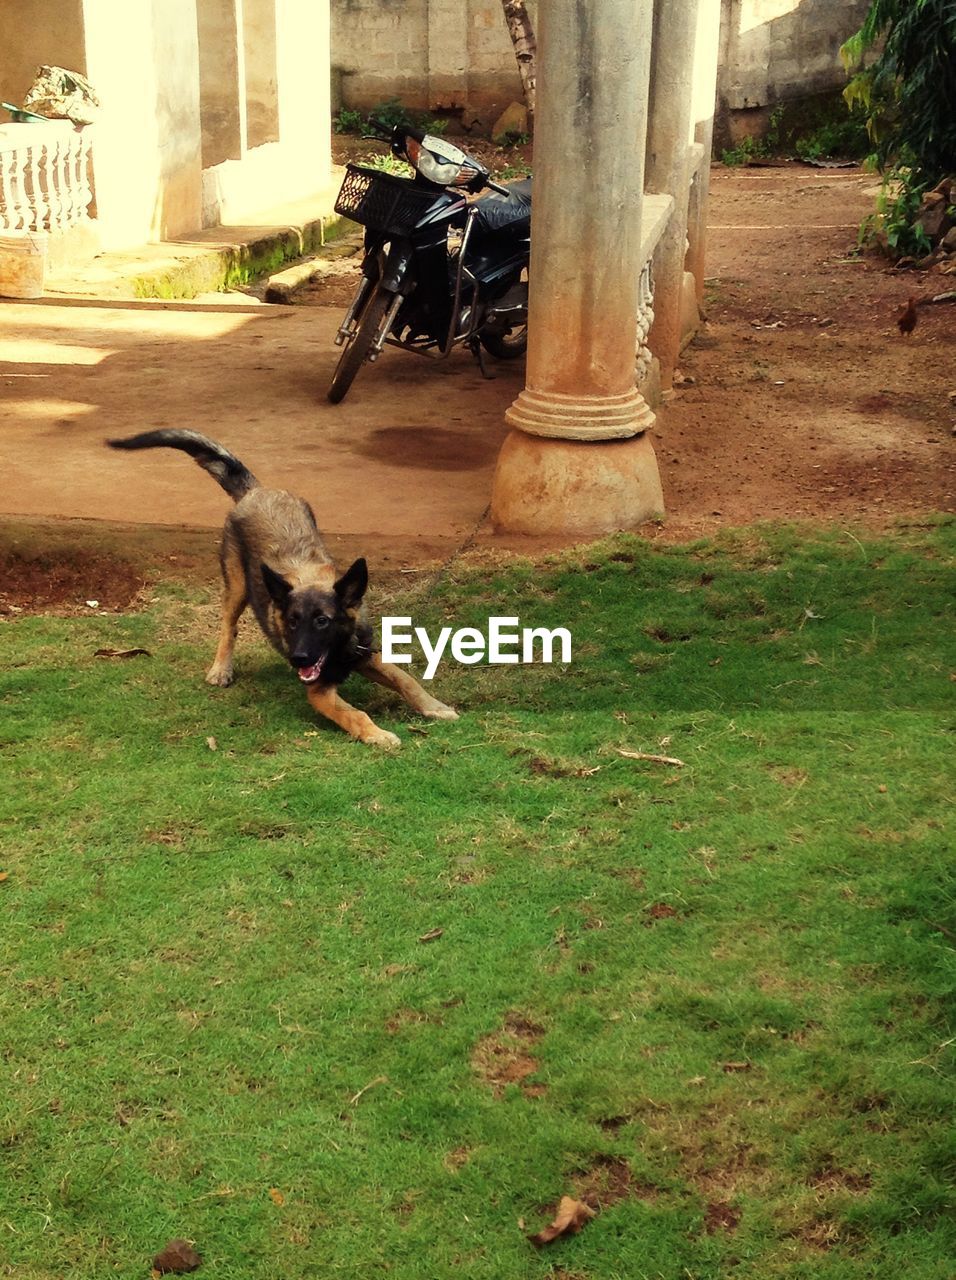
[107,429,258,502]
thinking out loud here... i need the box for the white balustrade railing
[0,120,94,234]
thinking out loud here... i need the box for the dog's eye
[313,614,330,629]
[287,611,301,627]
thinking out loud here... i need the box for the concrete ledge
[263,230,363,302]
[44,175,347,301]
[640,193,676,264]
[687,142,707,179]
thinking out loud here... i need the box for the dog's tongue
[297,658,324,683]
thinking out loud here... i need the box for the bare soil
[0,163,952,610]
[657,164,954,540]
[307,158,955,543]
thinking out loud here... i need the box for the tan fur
[110,431,458,748]
[205,488,458,747]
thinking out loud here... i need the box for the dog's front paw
[422,700,459,721]
[205,665,235,687]
[363,727,401,749]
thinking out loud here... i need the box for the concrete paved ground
[0,295,527,564]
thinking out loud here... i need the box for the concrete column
[644,0,701,388]
[82,0,203,247]
[686,0,722,304]
[491,0,662,536]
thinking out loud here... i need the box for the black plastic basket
[334,164,436,236]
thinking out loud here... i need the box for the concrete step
[44,175,352,301]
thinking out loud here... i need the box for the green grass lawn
[1,521,953,1280]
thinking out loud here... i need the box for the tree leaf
[528,1196,596,1247]
[152,1239,202,1274]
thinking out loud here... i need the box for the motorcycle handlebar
[364,116,507,194]
[366,118,426,143]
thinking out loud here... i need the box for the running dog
[107,430,457,747]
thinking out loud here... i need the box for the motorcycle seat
[472,179,532,235]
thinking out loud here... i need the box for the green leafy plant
[721,134,764,166]
[362,152,415,179]
[721,106,785,166]
[794,115,870,161]
[841,0,956,255]
[369,96,415,130]
[495,163,532,181]
[494,129,531,147]
[367,99,450,136]
[859,172,933,257]
[333,106,365,135]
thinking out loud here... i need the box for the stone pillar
[686,0,722,305]
[491,0,663,536]
[644,0,701,388]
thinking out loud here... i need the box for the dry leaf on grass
[93,647,151,659]
[528,1196,596,1247]
[721,1060,752,1073]
[269,1187,285,1206]
[616,748,685,767]
[418,927,444,943]
[206,737,218,751]
[0,871,8,883]
[152,1238,202,1273]
[348,1075,388,1107]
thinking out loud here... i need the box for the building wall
[332,0,867,133]
[80,0,203,246]
[332,0,537,128]
[0,0,332,249]
[0,0,88,105]
[717,0,870,111]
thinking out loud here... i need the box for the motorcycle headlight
[406,137,463,186]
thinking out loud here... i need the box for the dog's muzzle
[295,657,325,683]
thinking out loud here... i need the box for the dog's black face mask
[262,558,369,684]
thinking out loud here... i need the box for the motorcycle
[327,119,531,403]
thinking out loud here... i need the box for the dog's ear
[333,557,368,610]
[261,562,293,608]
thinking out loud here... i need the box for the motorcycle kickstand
[468,337,495,380]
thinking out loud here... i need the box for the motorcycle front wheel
[479,324,528,360]
[327,284,394,404]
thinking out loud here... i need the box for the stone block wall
[717,0,871,112]
[333,0,537,127]
[333,0,869,137]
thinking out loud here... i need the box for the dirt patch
[311,162,955,544]
[3,166,952,572]
[572,1155,659,1210]
[443,1146,472,1172]
[644,902,681,924]
[651,165,955,541]
[807,1168,872,1195]
[703,1201,741,1234]
[768,766,810,786]
[0,547,146,615]
[472,1011,546,1098]
[353,424,500,472]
